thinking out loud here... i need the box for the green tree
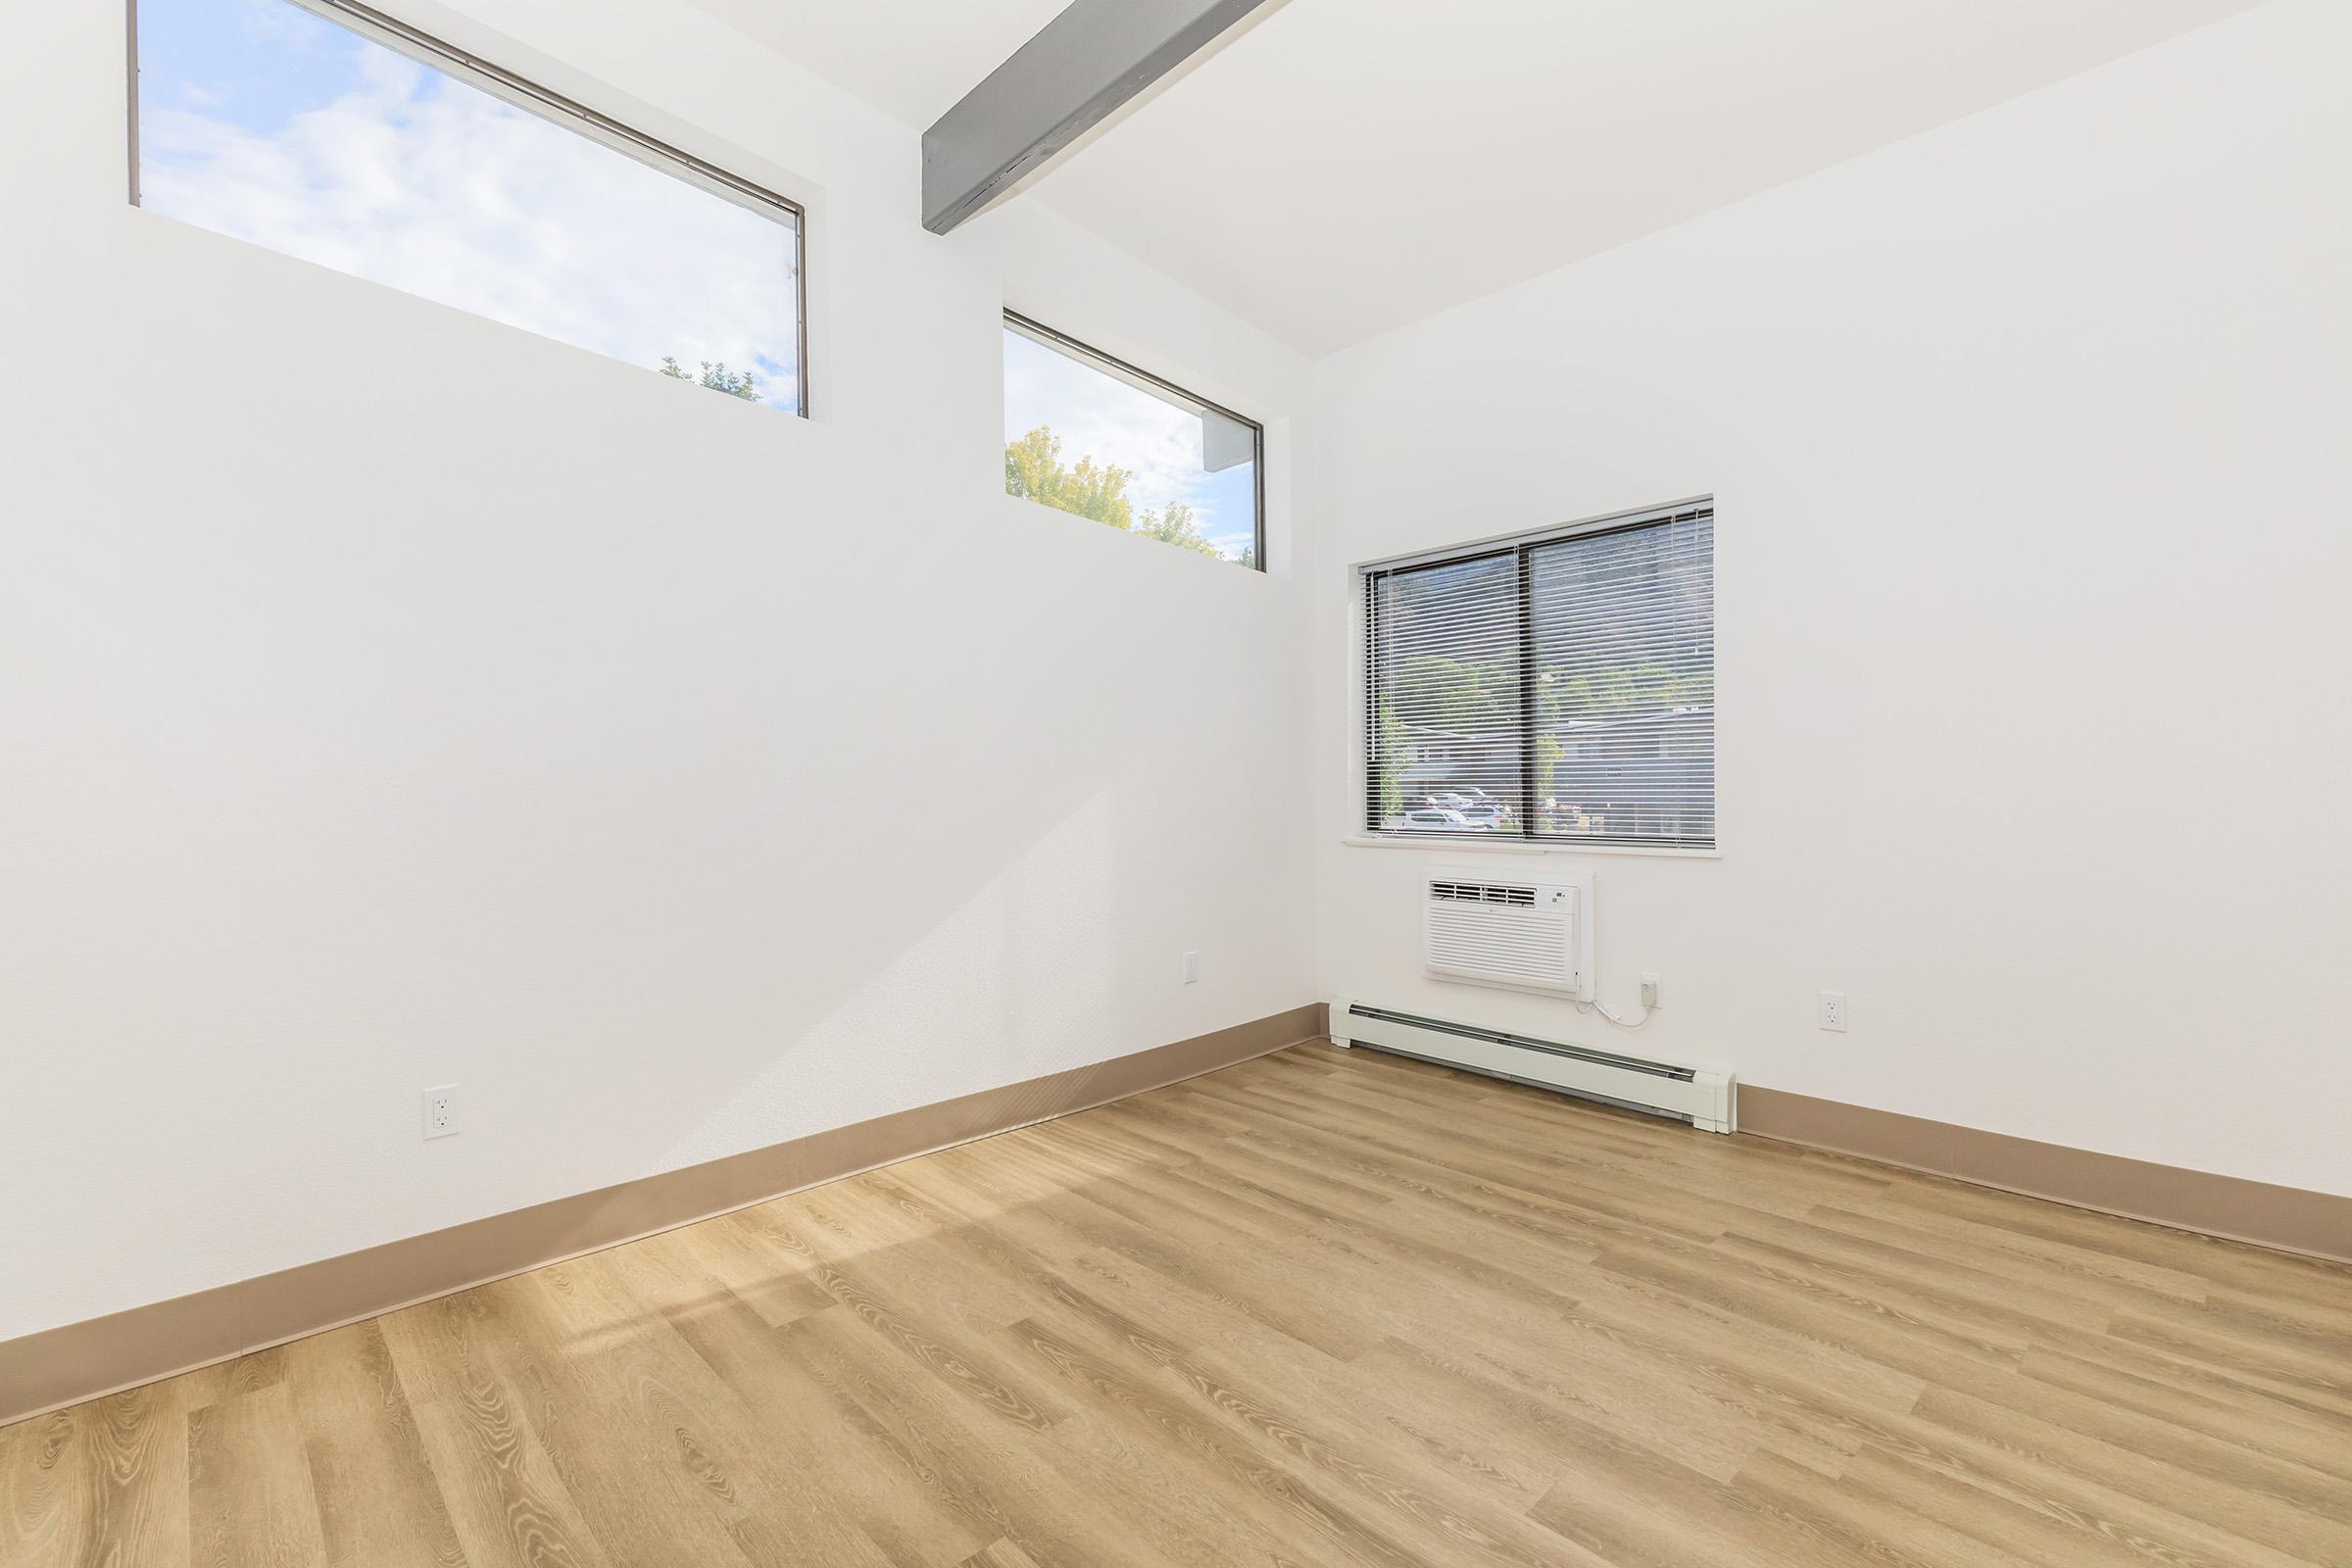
[1533,730,1565,826]
[1005,426,1135,528]
[1393,652,1514,733]
[1544,660,1711,720]
[660,356,762,403]
[1133,500,1225,560]
[1004,426,1233,561]
[1376,700,1407,820]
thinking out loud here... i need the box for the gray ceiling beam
[922,0,1274,235]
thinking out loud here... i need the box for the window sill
[1338,835,1723,861]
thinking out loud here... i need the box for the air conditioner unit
[1330,999,1735,1134]
[1424,868,1592,999]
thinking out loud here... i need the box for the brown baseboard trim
[1,1004,1325,1428]
[1740,1085,2352,1267]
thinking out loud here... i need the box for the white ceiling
[692,0,2271,354]
[681,0,1072,127]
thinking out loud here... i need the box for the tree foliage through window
[660,356,763,403]
[1005,425,1251,565]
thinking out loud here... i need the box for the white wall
[10,0,2344,1348]
[1309,0,2352,1198]
[0,0,1316,1340]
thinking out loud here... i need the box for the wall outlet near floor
[1818,991,1849,1033]
[422,1085,460,1140]
[1181,950,1200,985]
[1640,972,1662,1009]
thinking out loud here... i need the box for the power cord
[1575,997,1653,1029]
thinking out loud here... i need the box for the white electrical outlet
[1181,951,1200,985]
[1640,972,1662,1009]
[1818,992,1848,1033]
[422,1085,460,1140]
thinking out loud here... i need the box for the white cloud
[1004,330,1217,523]
[142,45,801,409]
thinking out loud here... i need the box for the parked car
[1396,805,1506,833]
[1421,792,1507,829]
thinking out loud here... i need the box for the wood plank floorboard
[7,1041,2348,1566]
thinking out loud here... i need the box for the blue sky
[1003,328,1259,564]
[135,0,1256,555]
[137,0,802,412]
[138,0,349,135]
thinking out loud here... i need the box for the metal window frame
[1004,311,1266,573]
[1360,497,1716,851]
[125,0,810,418]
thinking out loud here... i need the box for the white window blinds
[1363,501,1715,849]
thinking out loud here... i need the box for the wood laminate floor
[7,1041,2350,1567]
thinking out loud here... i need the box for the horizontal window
[1004,314,1262,570]
[132,0,805,414]
[1363,501,1715,849]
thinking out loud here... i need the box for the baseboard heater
[1330,999,1735,1133]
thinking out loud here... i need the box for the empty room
[6,0,2350,1563]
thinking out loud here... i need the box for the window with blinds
[1363,500,1714,849]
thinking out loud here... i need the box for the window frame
[125,0,811,417]
[1003,311,1266,573]
[1355,497,1717,854]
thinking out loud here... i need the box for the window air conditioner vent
[1429,880,1537,906]
[1422,869,1592,998]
